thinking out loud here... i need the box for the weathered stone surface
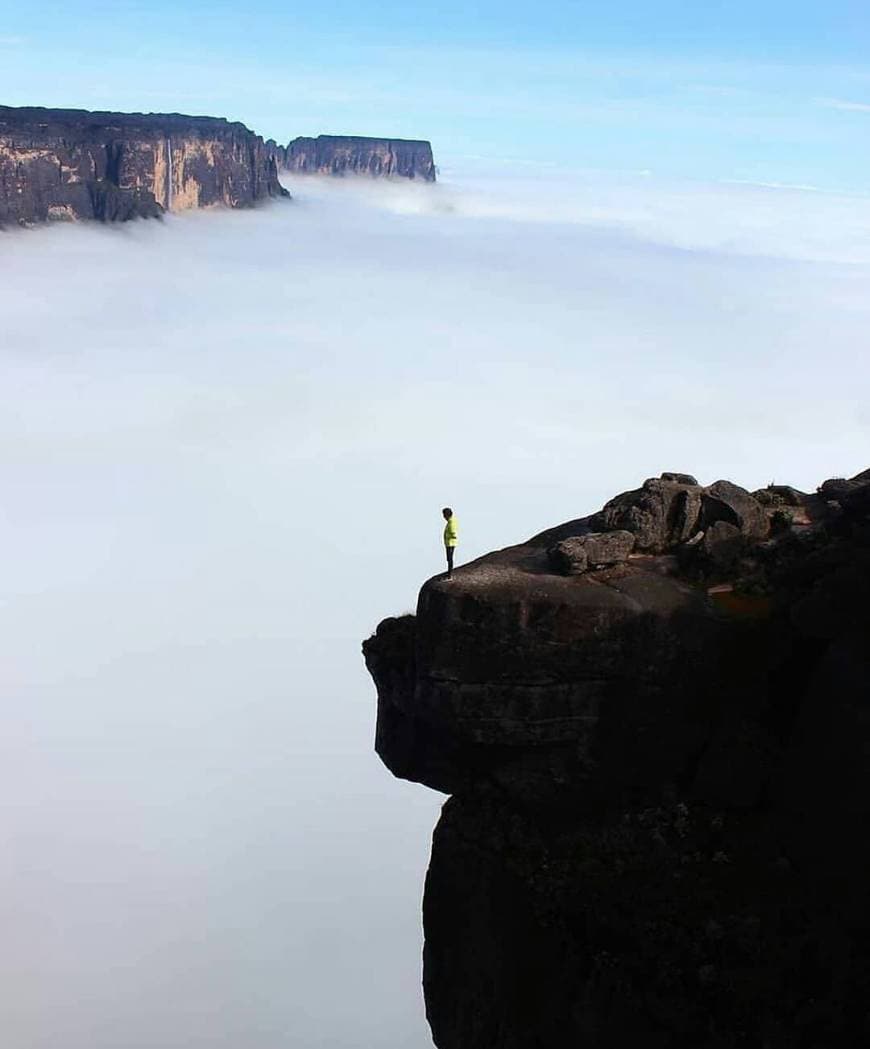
[365,466,870,1048]
[700,519,744,569]
[548,535,588,573]
[0,106,288,226]
[661,471,699,485]
[700,479,768,539]
[591,476,705,551]
[548,530,635,574]
[591,475,767,553]
[280,135,436,181]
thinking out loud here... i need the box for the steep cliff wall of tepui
[276,135,436,181]
[0,106,436,226]
[364,467,870,1048]
[0,106,288,225]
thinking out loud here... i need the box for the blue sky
[3,1,870,189]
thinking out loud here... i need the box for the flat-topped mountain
[364,466,870,1047]
[276,135,436,181]
[0,106,288,226]
[1,108,438,226]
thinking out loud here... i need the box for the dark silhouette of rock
[548,530,635,574]
[819,468,870,522]
[364,465,870,1049]
[0,106,288,226]
[819,467,870,496]
[700,519,744,568]
[842,481,870,519]
[279,135,436,181]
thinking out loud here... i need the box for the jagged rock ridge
[0,106,288,226]
[277,135,436,181]
[364,467,870,1048]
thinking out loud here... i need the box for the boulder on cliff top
[591,474,767,553]
[548,530,635,575]
[590,476,704,552]
[700,479,768,538]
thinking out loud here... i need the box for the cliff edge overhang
[365,470,869,806]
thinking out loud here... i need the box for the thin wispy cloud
[818,97,870,113]
[722,178,823,193]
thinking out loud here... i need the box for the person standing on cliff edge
[442,507,458,579]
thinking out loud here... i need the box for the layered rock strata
[0,106,288,226]
[279,135,436,181]
[364,467,870,1048]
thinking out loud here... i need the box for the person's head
[442,507,453,520]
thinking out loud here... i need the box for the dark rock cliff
[279,135,436,181]
[0,106,288,226]
[364,467,870,1048]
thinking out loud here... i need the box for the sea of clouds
[1,165,868,1049]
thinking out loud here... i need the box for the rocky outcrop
[0,106,288,226]
[364,467,870,1048]
[279,135,436,181]
[590,473,769,553]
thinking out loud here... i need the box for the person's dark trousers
[446,546,454,578]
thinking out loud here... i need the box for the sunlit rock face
[0,106,288,225]
[364,468,870,1048]
[281,135,436,181]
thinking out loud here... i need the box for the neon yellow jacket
[443,516,458,547]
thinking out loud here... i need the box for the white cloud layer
[1,167,868,1048]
